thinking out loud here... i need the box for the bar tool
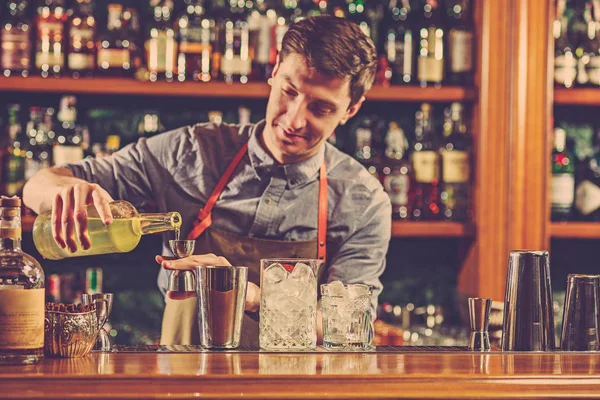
[501,250,555,351]
[81,293,114,351]
[167,240,196,292]
[468,297,492,351]
[560,274,600,351]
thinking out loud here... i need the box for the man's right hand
[52,183,114,253]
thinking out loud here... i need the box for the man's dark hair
[279,15,378,106]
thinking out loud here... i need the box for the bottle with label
[221,0,251,84]
[381,121,412,220]
[440,102,471,221]
[445,0,473,85]
[33,200,182,260]
[551,127,575,221]
[176,0,214,82]
[96,4,132,77]
[554,0,577,88]
[265,0,289,83]
[247,0,274,82]
[53,96,84,165]
[67,0,96,78]
[417,0,444,88]
[575,129,600,221]
[411,103,440,220]
[583,0,600,86]
[1,1,32,77]
[0,196,45,365]
[34,0,67,78]
[145,0,178,82]
[384,0,415,85]
[1,105,26,197]
[124,7,143,77]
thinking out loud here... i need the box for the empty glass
[81,293,114,351]
[259,258,322,351]
[560,274,600,351]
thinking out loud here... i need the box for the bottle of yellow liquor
[33,200,181,260]
[0,196,45,365]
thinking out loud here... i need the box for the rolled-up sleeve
[63,128,190,207]
[326,187,392,320]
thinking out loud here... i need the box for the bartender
[23,15,391,346]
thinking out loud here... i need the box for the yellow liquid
[33,216,142,260]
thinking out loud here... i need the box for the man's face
[262,53,364,164]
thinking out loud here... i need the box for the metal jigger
[468,297,492,352]
[82,293,114,351]
[167,240,196,292]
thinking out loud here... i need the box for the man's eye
[312,107,333,117]
[282,88,296,97]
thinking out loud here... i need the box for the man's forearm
[23,167,84,213]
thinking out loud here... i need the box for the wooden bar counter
[1,350,599,399]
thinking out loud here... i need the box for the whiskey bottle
[383,0,415,85]
[96,4,132,77]
[551,127,575,221]
[67,0,96,78]
[411,103,440,220]
[145,0,178,82]
[34,0,67,78]
[176,0,214,82]
[440,102,471,221]
[381,121,412,220]
[445,0,474,85]
[0,196,45,365]
[417,0,444,88]
[1,1,32,77]
[221,0,251,84]
[554,0,577,88]
[53,96,84,165]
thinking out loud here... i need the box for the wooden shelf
[391,221,475,237]
[554,88,600,105]
[550,222,600,239]
[0,76,476,102]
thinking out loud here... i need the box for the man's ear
[271,54,281,78]
[339,96,366,126]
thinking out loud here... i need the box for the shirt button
[265,199,272,205]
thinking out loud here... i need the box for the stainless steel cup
[468,297,492,352]
[560,274,600,351]
[196,266,248,349]
[81,293,114,352]
[501,250,556,351]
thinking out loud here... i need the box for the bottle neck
[139,212,182,236]
[0,206,22,251]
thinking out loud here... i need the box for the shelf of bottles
[1,0,477,236]
[551,0,600,236]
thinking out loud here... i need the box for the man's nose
[286,100,308,131]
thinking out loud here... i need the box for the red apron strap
[317,159,328,263]
[187,142,249,240]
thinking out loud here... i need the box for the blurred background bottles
[1,1,33,77]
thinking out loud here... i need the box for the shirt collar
[248,120,325,188]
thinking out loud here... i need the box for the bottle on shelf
[67,0,96,78]
[445,0,474,85]
[53,95,84,165]
[34,0,67,78]
[381,121,412,220]
[144,0,178,82]
[1,0,32,77]
[0,196,45,365]
[583,0,600,86]
[411,103,440,220]
[247,0,274,82]
[440,102,471,221]
[176,0,214,82]
[32,200,182,260]
[574,129,600,221]
[1,105,26,196]
[417,0,445,88]
[572,0,591,86]
[23,106,52,181]
[96,3,133,77]
[353,114,382,179]
[124,7,143,76]
[382,0,415,85]
[220,0,252,84]
[554,0,577,88]
[551,127,575,221]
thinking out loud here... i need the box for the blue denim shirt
[66,120,392,314]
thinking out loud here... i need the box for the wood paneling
[554,88,600,105]
[551,222,600,238]
[0,76,476,102]
[1,352,599,399]
[391,222,475,237]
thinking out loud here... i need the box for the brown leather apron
[160,142,328,346]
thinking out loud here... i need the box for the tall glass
[560,274,600,351]
[259,258,322,351]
